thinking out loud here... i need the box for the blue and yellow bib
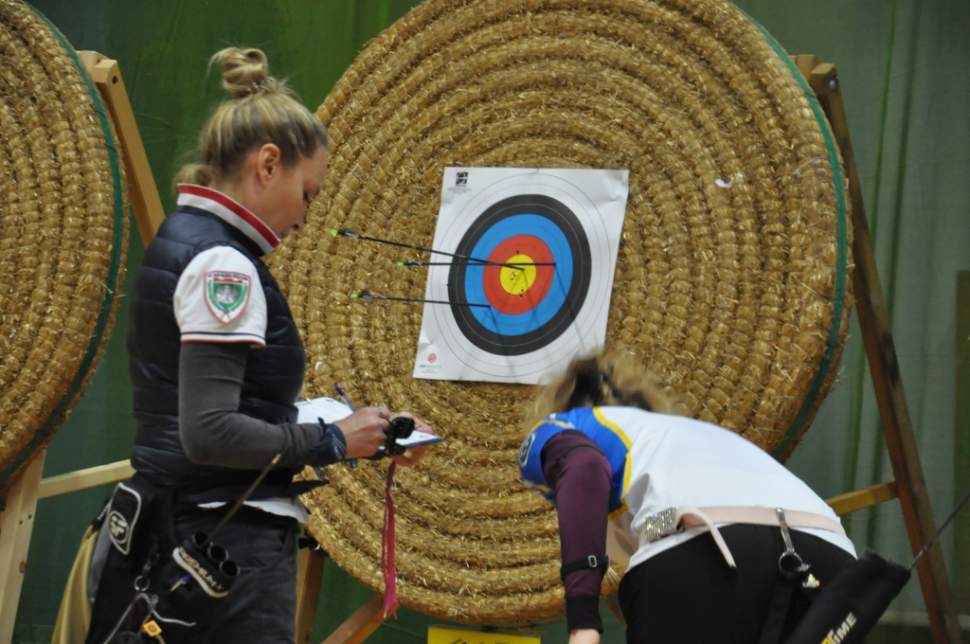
[517,407,631,514]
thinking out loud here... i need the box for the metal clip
[776,507,810,580]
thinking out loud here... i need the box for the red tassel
[381,461,399,617]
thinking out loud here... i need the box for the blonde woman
[85,48,427,643]
[518,350,855,644]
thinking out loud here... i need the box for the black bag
[785,550,910,644]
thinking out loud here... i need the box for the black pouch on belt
[117,530,240,642]
[105,477,164,561]
[95,516,240,642]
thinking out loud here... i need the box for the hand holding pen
[331,384,434,466]
[329,384,386,466]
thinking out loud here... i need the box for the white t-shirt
[174,246,267,346]
[593,407,857,569]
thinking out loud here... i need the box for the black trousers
[170,504,299,642]
[87,503,298,644]
[618,524,854,644]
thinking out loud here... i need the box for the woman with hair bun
[83,47,429,643]
[518,349,855,644]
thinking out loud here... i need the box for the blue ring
[448,193,592,357]
[463,214,573,335]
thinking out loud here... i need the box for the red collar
[176,184,280,254]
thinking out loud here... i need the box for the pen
[334,383,355,410]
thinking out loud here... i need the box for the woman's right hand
[568,629,600,644]
[334,406,390,458]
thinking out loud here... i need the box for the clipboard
[295,397,443,451]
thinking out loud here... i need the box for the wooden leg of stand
[38,458,132,499]
[827,481,899,516]
[802,60,962,643]
[296,548,326,643]
[77,51,164,246]
[321,595,385,644]
[0,453,45,643]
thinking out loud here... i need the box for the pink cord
[381,461,399,617]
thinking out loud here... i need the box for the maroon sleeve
[541,430,611,632]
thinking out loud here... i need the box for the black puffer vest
[128,205,306,499]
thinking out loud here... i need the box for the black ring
[447,194,591,356]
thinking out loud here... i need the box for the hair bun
[210,47,279,98]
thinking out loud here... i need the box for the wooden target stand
[0,50,155,644]
[0,52,962,644]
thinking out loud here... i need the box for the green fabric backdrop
[13,1,969,642]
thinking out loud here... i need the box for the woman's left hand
[390,412,433,466]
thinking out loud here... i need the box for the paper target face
[414,167,629,384]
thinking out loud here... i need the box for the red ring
[482,235,554,315]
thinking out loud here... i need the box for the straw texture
[269,0,852,624]
[0,0,127,487]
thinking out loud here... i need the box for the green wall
[13,1,970,642]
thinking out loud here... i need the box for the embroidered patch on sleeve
[205,271,251,324]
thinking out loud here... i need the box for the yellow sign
[428,626,540,644]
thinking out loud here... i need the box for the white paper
[295,397,442,449]
[296,396,354,424]
[414,167,629,384]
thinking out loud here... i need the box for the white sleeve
[173,246,267,346]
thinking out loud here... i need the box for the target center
[499,254,537,295]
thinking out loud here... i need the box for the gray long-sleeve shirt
[178,342,346,469]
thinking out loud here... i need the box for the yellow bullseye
[499,254,537,295]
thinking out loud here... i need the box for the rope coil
[0,0,128,488]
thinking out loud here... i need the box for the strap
[684,506,846,537]
[757,573,795,644]
[676,506,844,570]
[560,554,609,580]
[178,478,325,506]
[638,506,845,570]
[679,507,737,569]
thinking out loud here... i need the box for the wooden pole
[295,549,327,643]
[827,481,899,516]
[795,55,963,643]
[321,595,386,644]
[77,51,165,246]
[37,459,133,500]
[0,453,45,644]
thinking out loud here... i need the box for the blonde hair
[175,47,328,187]
[532,349,681,419]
